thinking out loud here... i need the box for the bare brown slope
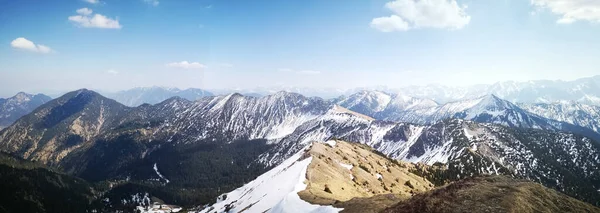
[382,175,600,213]
[298,140,434,212]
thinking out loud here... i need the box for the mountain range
[102,86,213,107]
[2,89,600,212]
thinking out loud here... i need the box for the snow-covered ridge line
[198,148,340,213]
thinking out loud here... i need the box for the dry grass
[298,140,433,209]
[382,175,600,213]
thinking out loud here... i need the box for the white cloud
[371,15,410,32]
[10,37,53,54]
[68,8,122,29]
[166,61,206,70]
[143,0,159,6]
[371,0,470,32]
[83,0,100,4]
[532,0,600,24]
[106,69,119,74]
[76,8,93,16]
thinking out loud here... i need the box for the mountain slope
[0,89,129,167]
[382,175,600,213]
[0,152,97,213]
[260,116,600,206]
[0,92,52,129]
[0,90,333,207]
[201,140,433,213]
[519,102,600,133]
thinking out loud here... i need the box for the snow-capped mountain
[519,102,600,133]
[393,94,561,128]
[335,90,438,120]
[0,92,52,129]
[390,75,600,105]
[104,86,213,106]
[341,93,600,141]
[2,89,600,207]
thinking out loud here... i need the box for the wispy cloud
[278,68,321,75]
[205,5,213,9]
[371,0,470,32]
[10,37,53,54]
[531,0,600,24]
[68,8,122,29]
[298,70,321,75]
[143,0,159,6]
[217,63,234,68]
[106,69,119,75]
[166,61,206,70]
[83,0,101,5]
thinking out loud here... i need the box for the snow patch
[338,163,353,170]
[201,151,341,213]
[153,163,170,184]
[324,140,337,148]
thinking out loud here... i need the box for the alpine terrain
[0,92,52,130]
[1,89,600,212]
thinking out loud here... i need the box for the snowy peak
[336,90,391,115]
[336,90,438,120]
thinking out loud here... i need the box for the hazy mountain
[0,92,52,130]
[104,86,213,106]
[210,86,348,99]
[392,75,600,105]
[335,90,438,118]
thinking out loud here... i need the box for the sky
[1,0,600,96]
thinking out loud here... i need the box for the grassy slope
[381,175,600,213]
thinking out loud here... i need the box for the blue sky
[1,0,599,96]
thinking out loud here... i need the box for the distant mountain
[335,90,438,119]
[519,101,600,133]
[392,75,600,105]
[338,92,600,140]
[104,86,213,106]
[210,87,348,99]
[0,92,52,129]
